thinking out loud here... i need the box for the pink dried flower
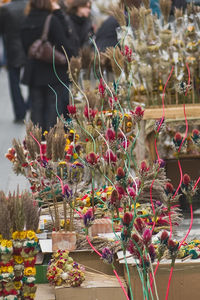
[131,106,144,122]
[105,128,116,141]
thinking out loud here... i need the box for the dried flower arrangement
[0,190,40,300]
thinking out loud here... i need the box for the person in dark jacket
[95,16,119,52]
[0,0,28,123]
[67,0,93,56]
[21,0,75,133]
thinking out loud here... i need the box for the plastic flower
[27,230,36,240]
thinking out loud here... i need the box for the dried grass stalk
[69,56,82,83]
[12,138,27,165]
[52,120,66,162]
[103,46,125,78]
[160,0,172,23]
[108,4,126,27]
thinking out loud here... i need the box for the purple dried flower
[63,184,72,198]
[101,247,114,264]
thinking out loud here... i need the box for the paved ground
[0,68,29,194]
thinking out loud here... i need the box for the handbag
[28,14,66,65]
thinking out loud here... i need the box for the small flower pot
[88,218,113,237]
[52,231,76,252]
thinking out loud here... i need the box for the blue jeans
[7,67,26,120]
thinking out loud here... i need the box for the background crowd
[0,0,195,133]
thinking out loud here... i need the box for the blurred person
[0,0,28,123]
[95,16,119,52]
[21,0,75,133]
[150,0,161,18]
[67,0,94,56]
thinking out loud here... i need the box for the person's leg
[29,86,45,130]
[7,66,26,121]
[43,83,70,131]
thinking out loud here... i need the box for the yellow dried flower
[6,240,12,248]
[20,231,27,240]
[14,281,22,290]
[24,267,36,276]
[12,231,20,240]
[27,230,36,240]
[14,256,24,264]
[7,266,14,273]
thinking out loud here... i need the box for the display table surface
[117,251,200,300]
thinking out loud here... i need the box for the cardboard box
[119,251,200,300]
[55,272,127,300]
[39,239,124,276]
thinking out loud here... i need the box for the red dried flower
[67,105,77,115]
[140,161,149,173]
[105,128,116,141]
[183,173,191,186]
[86,152,99,165]
[143,229,152,245]
[98,78,106,97]
[165,182,174,194]
[117,167,125,178]
[134,218,144,234]
[110,190,119,204]
[174,132,182,141]
[192,129,199,137]
[160,230,169,242]
[123,213,133,226]
[168,239,176,249]
[84,106,97,120]
[104,149,117,164]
